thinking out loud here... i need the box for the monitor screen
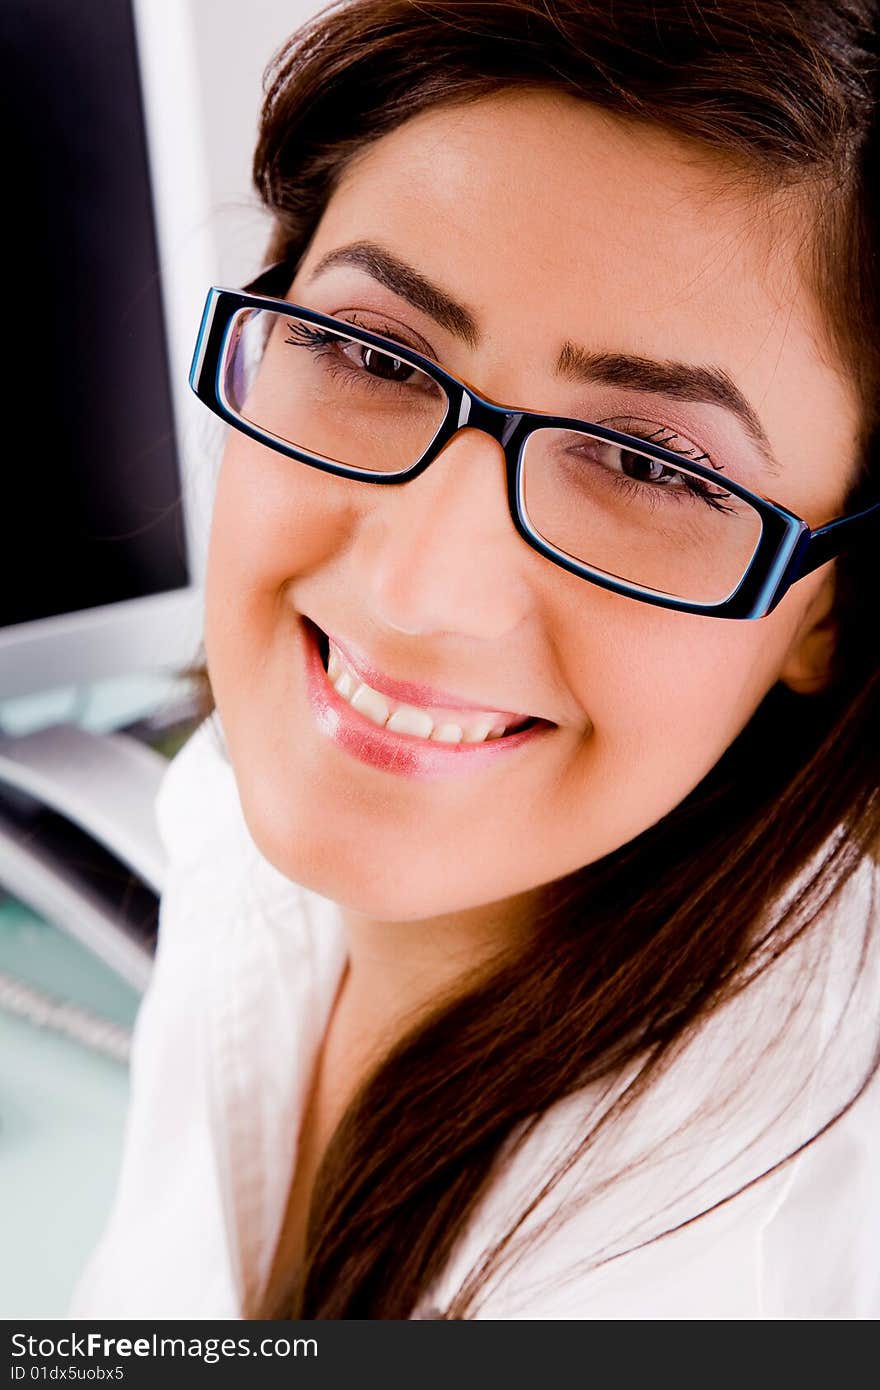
[1,0,190,632]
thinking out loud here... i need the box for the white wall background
[135,0,328,594]
[188,0,325,285]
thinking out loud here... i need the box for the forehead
[309,89,860,510]
[333,91,801,347]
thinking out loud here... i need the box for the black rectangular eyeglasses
[189,261,880,620]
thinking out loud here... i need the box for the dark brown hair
[188,0,880,1318]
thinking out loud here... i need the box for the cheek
[205,437,349,611]
[563,602,804,812]
[202,438,353,722]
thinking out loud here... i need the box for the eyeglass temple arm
[243,261,298,297]
[798,500,880,578]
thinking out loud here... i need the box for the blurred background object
[0,0,319,1316]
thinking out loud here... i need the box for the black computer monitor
[0,0,209,699]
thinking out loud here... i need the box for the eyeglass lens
[222,306,763,604]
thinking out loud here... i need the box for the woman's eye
[599,445,684,486]
[340,341,418,383]
[559,417,737,514]
[598,417,713,473]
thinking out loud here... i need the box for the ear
[777,567,838,695]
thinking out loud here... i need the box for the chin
[235,784,434,918]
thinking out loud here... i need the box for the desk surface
[0,674,203,1317]
[0,895,142,1318]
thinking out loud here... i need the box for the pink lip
[301,616,553,780]
[324,629,533,723]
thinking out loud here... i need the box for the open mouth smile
[300,616,556,780]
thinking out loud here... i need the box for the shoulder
[69,712,347,1318]
[152,711,345,956]
[154,711,246,870]
[418,851,880,1320]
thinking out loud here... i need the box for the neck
[330,891,539,1081]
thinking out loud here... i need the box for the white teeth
[323,637,526,744]
[333,669,356,699]
[462,717,497,743]
[385,705,435,738]
[349,683,391,725]
[431,723,464,743]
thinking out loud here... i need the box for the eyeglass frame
[189,261,880,621]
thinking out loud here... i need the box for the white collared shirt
[68,714,880,1319]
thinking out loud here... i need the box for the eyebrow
[308,240,782,475]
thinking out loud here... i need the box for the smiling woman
[71,0,880,1321]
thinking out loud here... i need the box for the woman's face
[204,90,860,923]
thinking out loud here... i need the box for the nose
[351,427,537,640]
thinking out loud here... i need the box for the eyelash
[284,320,431,397]
[282,320,737,514]
[626,422,710,464]
[592,420,736,515]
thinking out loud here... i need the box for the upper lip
[313,620,543,723]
